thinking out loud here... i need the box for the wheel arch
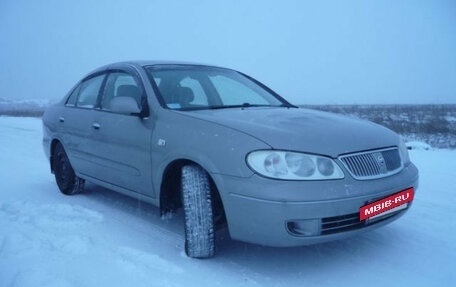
[159,159,226,226]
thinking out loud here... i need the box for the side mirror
[110,97,141,115]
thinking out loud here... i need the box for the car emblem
[374,152,387,173]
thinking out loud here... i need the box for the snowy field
[0,117,455,287]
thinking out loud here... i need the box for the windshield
[145,65,289,110]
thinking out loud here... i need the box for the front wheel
[181,165,215,258]
[53,143,85,195]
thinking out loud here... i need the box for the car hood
[181,107,399,158]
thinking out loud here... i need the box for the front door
[90,71,154,196]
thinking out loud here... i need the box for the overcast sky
[1,0,455,104]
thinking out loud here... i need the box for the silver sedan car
[42,61,419,258]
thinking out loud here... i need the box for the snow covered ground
[0,117,455,287]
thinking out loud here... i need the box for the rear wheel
[53,143,85,195]
[181,165,215,258]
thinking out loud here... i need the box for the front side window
[101,72,141,111]
[76,75,105,108]
[146,65,286,110]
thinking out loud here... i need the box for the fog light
[287,219,321,236]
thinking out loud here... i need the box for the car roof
[125,60,207,66]
[85,60,224,78]
[108,60,217,70]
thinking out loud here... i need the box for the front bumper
[213,163,419,247]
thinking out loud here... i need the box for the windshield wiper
[170,105,257,111]
[177,103,298,111]
[207,103,276,110]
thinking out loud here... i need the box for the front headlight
[399,139,411,165]
[246,150,344,180]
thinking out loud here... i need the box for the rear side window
[66,75,105,109]
[76,75,105,108]
[65,85,80,106]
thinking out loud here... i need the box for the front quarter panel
[151,109,270,192]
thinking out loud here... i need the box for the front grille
[339,147,402,180]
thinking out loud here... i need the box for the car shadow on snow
[215,229,403,277]
[79,182,406,276]
[80,183,186,238]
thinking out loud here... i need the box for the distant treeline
[0,100,47,117]
[0,110,45,117]
[303,104,456,149]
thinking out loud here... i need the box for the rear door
[60,74,105,176]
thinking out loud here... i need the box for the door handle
[59,116,65,123]
[92,122,101,130]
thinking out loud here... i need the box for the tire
[181,165,215,258]
[53,143,85,195]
